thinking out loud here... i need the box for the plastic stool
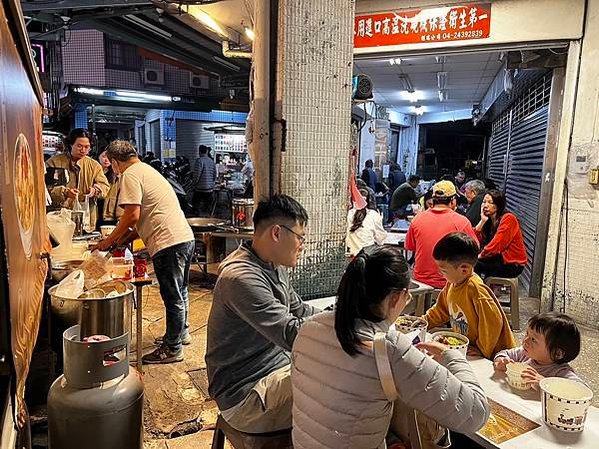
[211,414,293,449]
[485,277,520,330]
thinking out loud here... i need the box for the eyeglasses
[280,224,306,244]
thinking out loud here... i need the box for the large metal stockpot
[48,280,133,339]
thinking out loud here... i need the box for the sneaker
[154,334,192,346]
[142,346,183,364]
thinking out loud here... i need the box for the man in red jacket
[405,180,478,289]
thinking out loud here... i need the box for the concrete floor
[140,268,599,448]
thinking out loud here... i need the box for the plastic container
[100,225,116,237]
[396,315,428,344]
[505,362,531,390]
[431,331,469,356]
[110,257,133,280]
[540,377,593,432]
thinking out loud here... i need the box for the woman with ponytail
[291,245,490,449]
[346,188,387,257]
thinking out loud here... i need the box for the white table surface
[383,232,406,245]
[467,356,599,449]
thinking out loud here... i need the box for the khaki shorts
[223,365,292,433]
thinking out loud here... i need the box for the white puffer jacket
[291,312,490,449]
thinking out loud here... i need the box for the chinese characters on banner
[354,4,491,48]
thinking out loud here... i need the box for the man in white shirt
[96,140,195,364]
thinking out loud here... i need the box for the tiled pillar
[277,0,355,298]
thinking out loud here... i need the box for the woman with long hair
[345,188,387,257]
[474,189,527,278]
[292,245,489,449]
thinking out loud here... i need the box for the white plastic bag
[54,269,85,299]
[82,195,91,232]
[47,210,75,262]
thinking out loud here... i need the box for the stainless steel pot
[51,259,84,282]
[232,198,254,230]
[49,280,133,339]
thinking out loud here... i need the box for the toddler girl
[494,312,582,389]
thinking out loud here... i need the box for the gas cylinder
[48,326,144,449]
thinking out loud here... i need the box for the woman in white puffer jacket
[345,188,387,258]
[291,245,490,449]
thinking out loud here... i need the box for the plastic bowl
[431,331,469,356]
[506,362,531,390]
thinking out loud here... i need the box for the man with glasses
[206,194,320,433]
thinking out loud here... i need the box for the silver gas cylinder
[48,326,144,449]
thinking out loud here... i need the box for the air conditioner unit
[190,74,210,89]
[143,69,164,85]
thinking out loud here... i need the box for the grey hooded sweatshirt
[205,241,319,411]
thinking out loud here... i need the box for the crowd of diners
[46,130,584,447]
[349,164,528,281]
[205,194,584,448]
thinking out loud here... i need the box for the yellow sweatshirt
[424,273,516,359]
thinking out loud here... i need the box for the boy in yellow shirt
[423,232,516,359]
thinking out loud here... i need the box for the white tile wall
[279,0,356,298]
[62,29,106,86]
[550,198,599,328]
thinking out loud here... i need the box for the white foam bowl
[540,377,593,432]
[396,315,428,344]
[506,362,531,390]
[431,331,469,356]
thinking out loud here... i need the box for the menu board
[478,398,540,444]
[215,133,247,153]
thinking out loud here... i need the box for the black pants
[192,190,214,217]
[475,254,524,279]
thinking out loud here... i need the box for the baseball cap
[432,180,457,198]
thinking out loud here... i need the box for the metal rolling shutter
[487,122,509,190]
[176,119,205,163]
[505,106,549,289]
[487,73,551,293]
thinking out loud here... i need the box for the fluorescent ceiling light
[407,91,419,103]
[438,90,448,102]
[397,74,414,92]
[437,71,448,89]
[124,15,172,38]
[389,58,402,65]
[245,27,255,41]
[115,90,172,102]
[414,105,424,116]
[75,87,105,96]
[213,56,240,71]
[435,56,447,64]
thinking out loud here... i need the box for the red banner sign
[354,4,491,48]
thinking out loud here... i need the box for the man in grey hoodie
[205,194,319,433]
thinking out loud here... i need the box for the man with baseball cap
[405,180,478,289]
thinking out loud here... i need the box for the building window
[104,36,140,71]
